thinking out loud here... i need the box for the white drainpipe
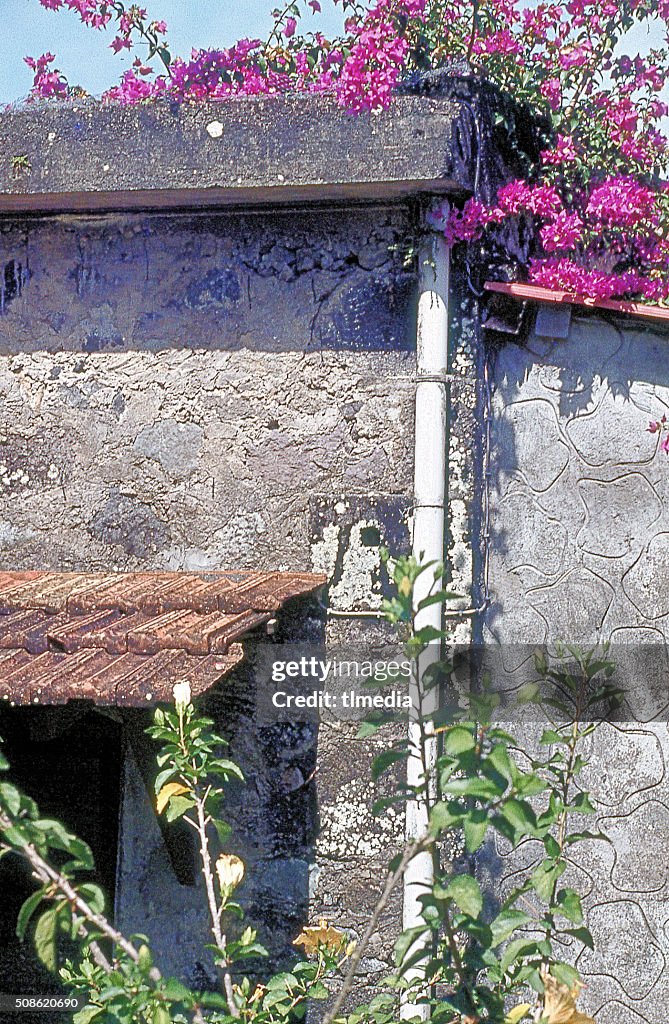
[401,226,450,1020]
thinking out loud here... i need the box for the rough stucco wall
[0,206,416,989]
[0,208,414,572]
[485,311,669,1024]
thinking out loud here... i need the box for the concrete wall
[0,204,416,989]
[485,309,669,1024]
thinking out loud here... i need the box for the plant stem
[194,791,240,1018]
[322,835,430,1024]
[0,814,207,1024]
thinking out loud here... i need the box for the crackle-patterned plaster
[485,312,669,1023]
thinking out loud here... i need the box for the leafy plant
[345,554,621,1023]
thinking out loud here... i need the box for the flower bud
[172,680,191,711]
[216,853,245,894]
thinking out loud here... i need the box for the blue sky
[0,1,665,106]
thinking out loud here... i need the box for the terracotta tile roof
[0,570,325,707]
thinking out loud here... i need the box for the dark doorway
[0,705,122,1024]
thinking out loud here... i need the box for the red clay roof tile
[0,570,325,707]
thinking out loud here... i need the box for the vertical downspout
[401,227,450,1020]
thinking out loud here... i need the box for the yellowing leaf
[541,969,596,1024]
[156,782,189,815]
[398,576,412,597]
[505,1006,531,1024]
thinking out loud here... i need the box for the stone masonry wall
[0,205,416,989]
[485,309,669,1024]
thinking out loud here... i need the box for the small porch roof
[0,570,325,707]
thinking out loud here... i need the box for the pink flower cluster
[24,52,69,98]
[586,177,658,229]
[444,168,669,303]
[528,259,669,302]
[335,0,427,112]
[38,0,111,29]
[335,21,409,112]
[541,135,578,166]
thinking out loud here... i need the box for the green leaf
[551,962,582,988]
[1,824,28,848]
[444,727,476,755]
[540,729,563,745]
[571,792,597,814]
[554,888,583,925]
[486,744,516,782]
[565,926,594,950]
[442,776,504,799]
[73,1008,104,1024]
[499,799,538,841]
[490,908,532,947]
[515,773,547,798]
[138,944,153,974]
[544,835,560,858]
[16,888,46,941]
[34,909,58,971]
[152,1006,171,1024]
[213,818,232,844]
[210,758,244,781]
[463,808,489,852]
[162,977,193,1004]
[564,830,610,846]
[500,937,540,973]
[154,767,177,793]
[429,801,464,834]
[371,749,409,782]
[77,883,105,915]
[357,720,382,738]
[394,925,430,967]
[531,859,565,903]
[197,992,230,1009]
[0,781,21,815]
[165,796,196,822]
[445,874,482,918]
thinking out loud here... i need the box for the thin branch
[322,835,431,1024]
[0,814,207,1024]
[194,793,240,1019]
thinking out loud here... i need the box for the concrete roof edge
[0,85,507,213]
